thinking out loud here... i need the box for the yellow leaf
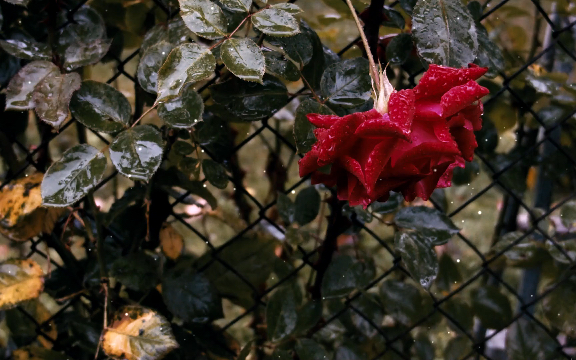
[12,346,69,360]
[0,259,44,310]
[159,223,184,261]
[0,173,65,241]
[103,306,178,360]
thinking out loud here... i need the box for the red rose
[298,64,489,208]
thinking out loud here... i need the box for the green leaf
[32,72,82,129]
[294,186,321,226]
[194,116,234,162]
[141,16,193,53]
[335,346,364,360]
[158,84,204,129]
[162,267,223,323]
[202,159,229,189]
[42,144,107,207]
[321,255,374,298]
[394,231,439,289]
[379,279,422,326]
[370,192,403,214]
[560,200,576,228]
[5,61,59,111]
[157,43,217,102]
[467,1,482,20]
[320,57,371,108]
[295,339,329,360]
[110,252,161,292]
[210,76,288,121]
[197,235,277,307]
[543,277,576,336]
[264,51,300,82]
[109,125,164,181]
[179,0,228,40]
[251,8,300,37]
[436,253,462,292]
[70,80,132,133]
[173,141,195,156]
[471,286,512,330]
[293,99,335,154]
[277,192,295,224]
[301,24,338,90]
[441,297,473,335]
[399,0,417,14]
[413,333,435,360]
[103,306,178,360]
[294,300,322,334]
[0,39,51,61]
[343,293,383,339]
[492,231,545,267]
[386,34,413,65]
[394,206,460,246]
[137,41,174,94]
[220,0,252,13]
[475,24,504,78]
[444,336,472,360]
[266,285,299,342]
[271,3,302,14]
[221,38,265,83]
[266,22,314,65]
[155,168,218,209]
[383,7,405,29]
[506,318,558,360]
[412,0,478,67]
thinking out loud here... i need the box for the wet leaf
[160,223,184,260]
[294,186,321,226]
[42,144,107,207]
[471,286,512,330]
[221,0,252,13]
[271,3,302,14]
[265,51,300,81]
[321,57,371,108]
[506,318,558,360]
[141,16,192,53]
[179,0,228,40]
[379,279,422,326]
[210,76,288,121]
[110,125,164,181]
[412,0,478,67]
[137,41,174,94]
[394,206,460,246]
[386,34,413,65]
[173,141,195,156]
[560,200,576,228]
[5,61,59,110]
[413,333,435,360]
[162,268,223,323]
[294,300,322,334]
[492,231,544,267]
[12,346,68,360]
[436,253,462,292]
[0,259,44,310]
[301,24,338,90]
[295,339,329,360]
[266,285,299,342]
[202,159,229,189]
[157,43,216,102]
[322,255,374,298]
[70,80,132,133]
[155,168,218,210]
[334,345,364,360]
[252,8,299,37]
[0,39,51,61]
[61,39,112,72]
[383,7,405,29]
[394,231,439,289]
[0,173,64,241]
[475,24,504,78]
[266,22,314,65]
[111,252,161,292]
[371,192,403,214]
[271,349,292,360]
[103,306,178,360]
[32,72,81,129]
[546,238,575,264]
[277,192,295,224]
[444,336,472,360]
[293,99,335,154]
[221,38,265,83]
[441,297,473,335]
[158,84,204,129]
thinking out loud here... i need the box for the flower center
[373,66,395,115]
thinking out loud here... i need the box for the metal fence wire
[1,0,576,359]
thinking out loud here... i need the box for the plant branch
[345,0,380,92]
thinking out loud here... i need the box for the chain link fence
[1,0,576,359]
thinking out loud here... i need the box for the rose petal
[298,149,320,177]
[317,112,364,166]
[413,99,443,119]
[354,110,411,141]
[459,102,483,131]
[307,113,341,128]
[438,156,465,188]
[450,123,477,161]
[413,64,488,100]
[388,89,416,138]
[441,81,490,118]
[364,140,397,194]
[403,161,451,201]
[339,156,365,183]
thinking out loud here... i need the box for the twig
[297,67,322,103]
[345,0,380,92]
